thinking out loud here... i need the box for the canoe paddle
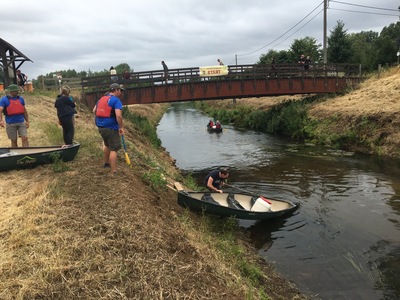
[121,135,132,167]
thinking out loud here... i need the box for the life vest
[4,96,25,116]
[95,95,114,118]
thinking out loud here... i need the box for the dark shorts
[98,128,121,151]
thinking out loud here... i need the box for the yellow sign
[199,65,229,77]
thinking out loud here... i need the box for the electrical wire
[330,8,399,17]
[236,1,325,57]
[234,1,399,62]
[330,0,400,12]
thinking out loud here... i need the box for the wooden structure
[81,63,363,108]
[0,38,33,87]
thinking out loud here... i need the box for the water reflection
[157,103,400,299]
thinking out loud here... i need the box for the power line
[234,1,399,63]
[330,8,399,17]
[236,1,324,57]
[330,0,400,12]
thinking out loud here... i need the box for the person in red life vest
[204,169,230,193]
[208,119,214,128]
[215,120,221,129]
[0,84,30,147]
[93,83,125,174]
[55,85,77,147]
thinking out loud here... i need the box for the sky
[1,0,398,79]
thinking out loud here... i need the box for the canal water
[157,103,400,300]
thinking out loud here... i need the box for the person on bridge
[304,56,312,72]
[161,61,169,83]
[93,83,125,174]
[109,66,118,83]
[298,54,305,70]
[204,169,229,193]
[217,59,224,66]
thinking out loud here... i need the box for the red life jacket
[95,96,113,118]
[4,96,25,116]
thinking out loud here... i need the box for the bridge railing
[81,63,362,92]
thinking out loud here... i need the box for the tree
[348,31,379,71]
[375,22,400,66]
[258,49,290,64]
[289,36,322,63]
[328,20,353,63]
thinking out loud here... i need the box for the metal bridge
[81,63,363,109]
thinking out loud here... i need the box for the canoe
[0,143,80,172]
[177,190,299,220]
[206,126,223,133]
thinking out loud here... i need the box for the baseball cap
[110,83,125,91]
[6,84,19,92]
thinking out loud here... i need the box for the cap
[6,84,19,92]
[61,85,71,94]
[110,83,125,91]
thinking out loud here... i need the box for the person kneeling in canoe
[204,169,229,193]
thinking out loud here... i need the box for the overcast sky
[1,0,398,79]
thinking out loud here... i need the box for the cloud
[1,0,397,79]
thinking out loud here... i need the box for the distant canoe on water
[0,143,80,172]
[177,190,299,220]
[206,125,223,133]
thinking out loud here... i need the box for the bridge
[81,63,363,109]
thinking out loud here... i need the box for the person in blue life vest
[0,84,30,147]
[204,169,229,193]
[93,83,125,174]
[55,85,77,147]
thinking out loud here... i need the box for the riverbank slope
[201,67,400,158]
[0,92,306,299]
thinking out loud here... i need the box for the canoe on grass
[177,190,299,221]
[0,143,80,172]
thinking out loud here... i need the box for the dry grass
[0,91,305,299]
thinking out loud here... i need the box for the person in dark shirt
[55,85,77,146]
[204,169,229,193]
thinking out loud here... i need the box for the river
[157,102,400,300]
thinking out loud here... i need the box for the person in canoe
[0,84,30,147]
[207,119,214,128]
[204,169,229,193]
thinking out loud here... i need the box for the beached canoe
[177,190,299,220]
[0,143,80,172]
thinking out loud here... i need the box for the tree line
[258,20,400,72]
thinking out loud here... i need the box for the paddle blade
[124,152,131,166]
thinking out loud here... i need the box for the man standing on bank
[94,83,125,174]
[204,169,229,193]
[0,84,30,147]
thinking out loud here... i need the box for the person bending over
[204,169,229,193]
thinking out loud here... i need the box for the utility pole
[323,0,328,63]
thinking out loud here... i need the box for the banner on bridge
[199,65,228,77]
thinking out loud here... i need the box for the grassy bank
[0,92,306,299]
[195,67,400,159]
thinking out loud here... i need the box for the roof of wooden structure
[0,38,33,86]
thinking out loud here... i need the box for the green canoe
[177,190,299,221]
[0,143,80,172]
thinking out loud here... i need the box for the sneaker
[103,163,111,168]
